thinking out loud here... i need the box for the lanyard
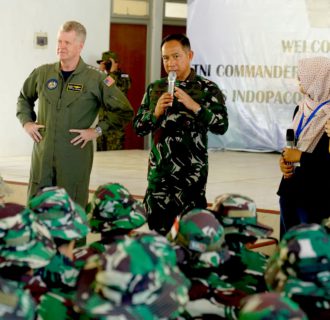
[295,99,330,140]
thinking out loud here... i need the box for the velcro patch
[67,83,83,92]
[46,79,58,90]
[104,75,115,87]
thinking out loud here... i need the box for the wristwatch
[95,126,102,137]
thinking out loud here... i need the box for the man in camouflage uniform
[0,202,56,303]
[211,193,274,295]
[265,223,330,319]
[133,34,228,235]
[167,208,243,319]
[28,186,90,319]
[96,51,132,150]
[74,182,147,266]
[74,233,190,319]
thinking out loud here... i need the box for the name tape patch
[67,83,83,92]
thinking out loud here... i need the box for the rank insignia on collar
[46,79,58,90]
[67,83,83,92]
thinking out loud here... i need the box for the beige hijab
[292,56,330,152]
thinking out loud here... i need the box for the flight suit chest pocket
[61,82,87,109]
[40,78,61,104]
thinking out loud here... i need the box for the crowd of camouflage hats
[0,177,329,319]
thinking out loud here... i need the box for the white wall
[0,0,111,157]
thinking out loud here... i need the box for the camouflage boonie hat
[265,224,330,317]
[97,50,119,64]
[75,234,190,319]
[211,193,273,241]
[29,186,89,240]
[129,231,178,267]
[0,203,56,269]
[87,183,147,233]
[239,292,308,320]
[0,276,36,320]
[168,208,225,254]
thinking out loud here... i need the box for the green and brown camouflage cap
[211,193,273,242]
[0,276,36,320]
[75,233,190,319]
[0,203,56,269]
[28,186,90,241]
[239,292,308,320]
[168,208,225,254]
[87,183,147,233]
[97,50,119,64]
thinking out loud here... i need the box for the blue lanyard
[295,99,330,140]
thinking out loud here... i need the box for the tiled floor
[0,149,282,211]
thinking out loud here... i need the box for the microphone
[167,71,177,96]
[286,128,295,149]
[285,128,300,168]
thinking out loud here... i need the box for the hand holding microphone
[279,129,296,178]
[281,128,301,170]
[153,71,176,119]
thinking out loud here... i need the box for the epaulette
[87,65,105,75]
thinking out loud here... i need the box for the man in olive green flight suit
[96,51,132,151]
[16,21,134,208]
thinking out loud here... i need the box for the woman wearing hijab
[277,56,330,237]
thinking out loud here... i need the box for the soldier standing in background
[96,51,132,151]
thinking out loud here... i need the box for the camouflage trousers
[97,129,125,151]
[144,179,207,235]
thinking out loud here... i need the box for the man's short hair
[59,21,87,43]
[161,33,191,51]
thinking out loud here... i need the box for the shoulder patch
[104,75,115,87]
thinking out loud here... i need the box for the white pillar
[149,0,164,83]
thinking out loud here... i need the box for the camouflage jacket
[110,70,131,96]
[133,69,228,186]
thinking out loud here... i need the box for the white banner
[188,0,330,152]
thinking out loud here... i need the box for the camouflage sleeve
[16,68,39,126]
[196,80,228,135]
[133,84,158,136]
